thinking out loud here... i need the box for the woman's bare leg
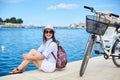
[25,49,43,68]
[9,59,31,74]
[10,49,42,73]
[17,59,31,71]
[19,59,43,71]
[17,49,42,70]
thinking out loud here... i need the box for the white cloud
[47,3,79,10]
[0,0,23,3]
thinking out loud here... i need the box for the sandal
[9,68,23,74]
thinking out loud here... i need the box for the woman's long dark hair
[43,29,58,43]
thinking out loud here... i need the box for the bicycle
[80,6,120,77]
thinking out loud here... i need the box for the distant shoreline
[0,23,85,28]
[0,23,22,27]
[0,23,42,28]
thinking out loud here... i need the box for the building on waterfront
[69,22,86,28]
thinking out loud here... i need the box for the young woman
[9,25,58,74]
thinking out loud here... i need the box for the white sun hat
[43,25,55,32]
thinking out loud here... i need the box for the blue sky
[0,0,120,26]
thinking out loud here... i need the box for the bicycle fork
[80,34,97,76]
[84,34,97,59]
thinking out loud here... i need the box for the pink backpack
[50,42,67,69]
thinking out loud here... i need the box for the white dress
[37,38,57,72]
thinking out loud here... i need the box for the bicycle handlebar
[110,13,119,18]
[84,6,120,18]
[84,6,94,12]
[84,6,120,33]
[110,13,120,28]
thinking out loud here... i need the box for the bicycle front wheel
[80,34,96,76]
[112,39,120,67]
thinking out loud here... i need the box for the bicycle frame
[98,27,120,58]
[84,34,97,56]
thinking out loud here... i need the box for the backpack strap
[51,52,57,60]
[48,41,57,60]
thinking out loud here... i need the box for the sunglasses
[44,30,53,34]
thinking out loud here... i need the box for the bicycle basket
[86,15,110,35]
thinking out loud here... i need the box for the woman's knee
[30,49,36,52]
[29,49,39,55]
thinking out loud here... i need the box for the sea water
[0,27,102,76]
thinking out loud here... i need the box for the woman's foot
[9,68,23,74]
